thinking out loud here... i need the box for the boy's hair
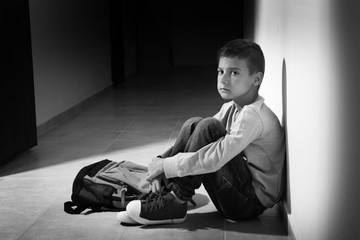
[217,39,265,75]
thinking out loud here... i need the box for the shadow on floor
[141,204,288,236]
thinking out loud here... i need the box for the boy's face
[217,56,262,104]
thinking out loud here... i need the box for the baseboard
[281,202,299,240]
[36,86,111,137]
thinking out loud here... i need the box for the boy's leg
[166,117,227,200]
[168,117,265,220]
[168,117,205,156]
[125,117,226,225]
[202,155,266,220]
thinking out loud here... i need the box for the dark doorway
[109,0,125,87]
[0,0,37,164]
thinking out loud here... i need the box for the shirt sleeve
[163,107,263,178]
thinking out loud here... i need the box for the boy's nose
[220,75,229,84]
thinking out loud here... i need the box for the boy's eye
[231,71,239,76]
[217,69,224,75]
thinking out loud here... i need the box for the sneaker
[116,211,138,225]
[126,191,187,225]
[116,190,161,225]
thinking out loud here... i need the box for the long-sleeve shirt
[163,96,286,208]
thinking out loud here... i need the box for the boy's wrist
[163,156,178,178]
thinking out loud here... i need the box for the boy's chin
[219,94,233,101]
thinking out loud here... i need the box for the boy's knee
[196,117,223,130]
[182,117,225,138]
[183,117,203,128]
[195,118,226,139]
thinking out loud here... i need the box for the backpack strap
[64,201,88,214]
[65,159,113,214]
[71,159,112,204]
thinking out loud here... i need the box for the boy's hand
[150,177,162,193]
[146,156,165,182]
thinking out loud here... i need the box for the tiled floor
[0,66,289,240]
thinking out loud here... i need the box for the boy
[117,39,285,225]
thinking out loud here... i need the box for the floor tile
[224,205,289,240]
[0,177,71,240]
[100,139,169,166]
[116,130,173,140]
[17,190,125,240]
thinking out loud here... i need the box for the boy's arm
[163,108,262,178]
[157,103,227,160]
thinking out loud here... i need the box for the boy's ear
[253,72,263,86]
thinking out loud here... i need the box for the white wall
[246,1,341,239]
[29,0,112,126]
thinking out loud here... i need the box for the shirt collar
[233,95,264,112]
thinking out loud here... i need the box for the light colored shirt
[163,96,286,208]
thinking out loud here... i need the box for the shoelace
[144,187,169,212]
[138,191,156,201]
[138,185,169,200]
[139,184,197,208]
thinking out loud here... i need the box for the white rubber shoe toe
[116,210,138,224]
[126,200,144,224]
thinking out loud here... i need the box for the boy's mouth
[219,88,230,92]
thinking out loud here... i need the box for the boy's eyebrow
[218,67,242,71]
[217,67,242,70]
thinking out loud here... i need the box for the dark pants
[167,117,266,220]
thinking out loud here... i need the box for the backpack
[64,159,151,214]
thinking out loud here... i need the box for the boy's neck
[233,92,259,108]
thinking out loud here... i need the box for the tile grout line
[1,109,94,180]
[98,101,155,158]
[0,153,38,181]
[166,103,188,145]
[70,94,151,163]
[12,95,146,239]
[118,224,128,240]
[14,187,71,240]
